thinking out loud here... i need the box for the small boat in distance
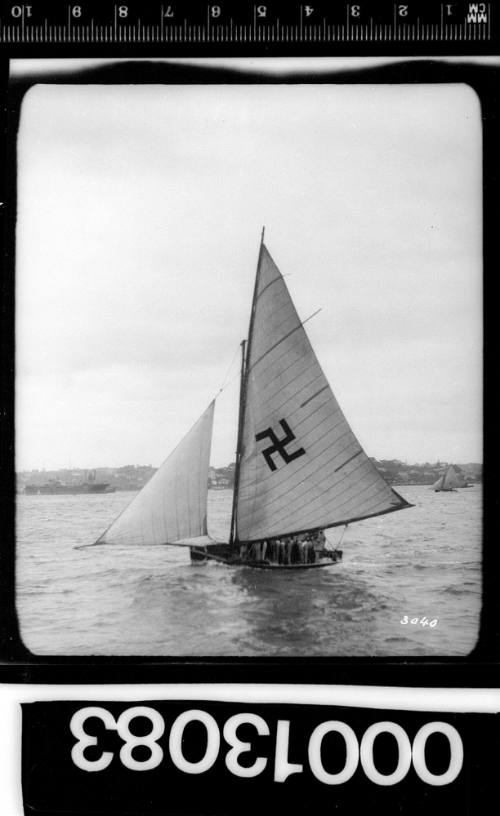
[92,232,413,569]
[432,464,467,492]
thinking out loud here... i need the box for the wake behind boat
[91,232,413,569]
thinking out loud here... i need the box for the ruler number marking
[0,2,493,43]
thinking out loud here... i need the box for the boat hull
[189,543,343,569]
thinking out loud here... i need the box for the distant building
[17,456,482,494]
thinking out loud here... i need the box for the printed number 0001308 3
[70,707,463,787]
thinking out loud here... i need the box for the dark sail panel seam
[248,422,353,492]
[334,449,363,472]
[253,455,378,522]
[256,368,321,415]
[248,324,303,371]
[322,483,404,523]
[273,484,405,534]
[257,352,310,389]
[254,304,295,346]
[259,370,326,415]
[246,421,355,495]
[251,300,296,352]
[265,472,391,530]
[256,276,284,301]
[239,437,366,517]
[241,475,389,534]
[253,454,370,522]
[254,335,309,381]
[239,500,413,544]
[278,402,343,443]
[253,307,318,380]
[300,385,330,408]
[258,362,322,404]
[293,398,341,432]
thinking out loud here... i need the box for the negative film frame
[0,51,497,685]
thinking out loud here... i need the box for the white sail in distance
[235,244,411,543]
[97,402,215,547]
[432,464,463,492]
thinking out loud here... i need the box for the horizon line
[17,457,484,473]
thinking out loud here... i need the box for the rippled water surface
[16,485,482,656]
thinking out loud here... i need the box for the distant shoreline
[17,459,482,493]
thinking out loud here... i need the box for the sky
[15,60,483,470]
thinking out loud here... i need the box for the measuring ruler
[0,2,496,47]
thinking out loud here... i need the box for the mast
[229,227,265,549]
[229,339,246,548]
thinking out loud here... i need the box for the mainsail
[432,464,462,492]
[97,401,215,546]
[234,243,411,543]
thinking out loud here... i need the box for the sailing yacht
[432,464,465,492]
[94,233,413,569]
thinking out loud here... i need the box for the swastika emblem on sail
[255,419,306,472]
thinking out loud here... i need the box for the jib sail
[97,401,215,547]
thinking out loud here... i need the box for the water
[16,486,482,656]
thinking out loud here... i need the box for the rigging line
[338,524,349,548]
[302,307,322,325]
[215,344,241,396]
[215,368,242,398]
